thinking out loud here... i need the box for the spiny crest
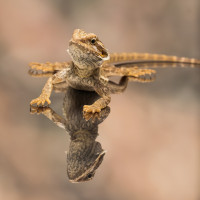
[72,29,97,42]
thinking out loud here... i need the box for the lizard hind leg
[128,75,156,83]
[101,64,156,78]
[29,62,55,72]
[127,68,157,83]
[28,69,54,78]
[29,62,70,73]
[126,68,156,77]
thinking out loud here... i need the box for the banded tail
[106,53,200,66]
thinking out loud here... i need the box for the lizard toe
[83,105,101,114]
[30,96,51,106]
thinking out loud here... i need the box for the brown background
[0,0,199,200]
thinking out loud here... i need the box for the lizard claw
[30,96,51,106]
[83,105,101,114]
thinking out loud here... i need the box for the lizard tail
[106,53,200,66]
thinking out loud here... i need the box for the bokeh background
[0,0,199,200]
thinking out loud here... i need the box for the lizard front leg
[83,83,111,114]
[30,77,53,105]
[30,69,68,106]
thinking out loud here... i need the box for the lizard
[29,29,200,114]
[30,86,110,182]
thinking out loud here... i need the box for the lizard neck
[72,62,100,78]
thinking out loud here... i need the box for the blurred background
[0,0,199,200]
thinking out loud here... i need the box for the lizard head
[66,131,106,183]
[67,29,110,70]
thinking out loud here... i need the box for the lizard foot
[83,106,110,122]
[30,95,51,106]
[83,105,101,114]
[83,112,101,122]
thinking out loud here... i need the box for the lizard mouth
[100,49,110,60]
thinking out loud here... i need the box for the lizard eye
[91,38,96,44]
[87,173,93,179]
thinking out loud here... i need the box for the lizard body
[30,29,200,113]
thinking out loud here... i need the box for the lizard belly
[67,74,95,91]
[69,83,95,91]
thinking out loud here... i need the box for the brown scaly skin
[30,87,110,182]
[29,29,200,113]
